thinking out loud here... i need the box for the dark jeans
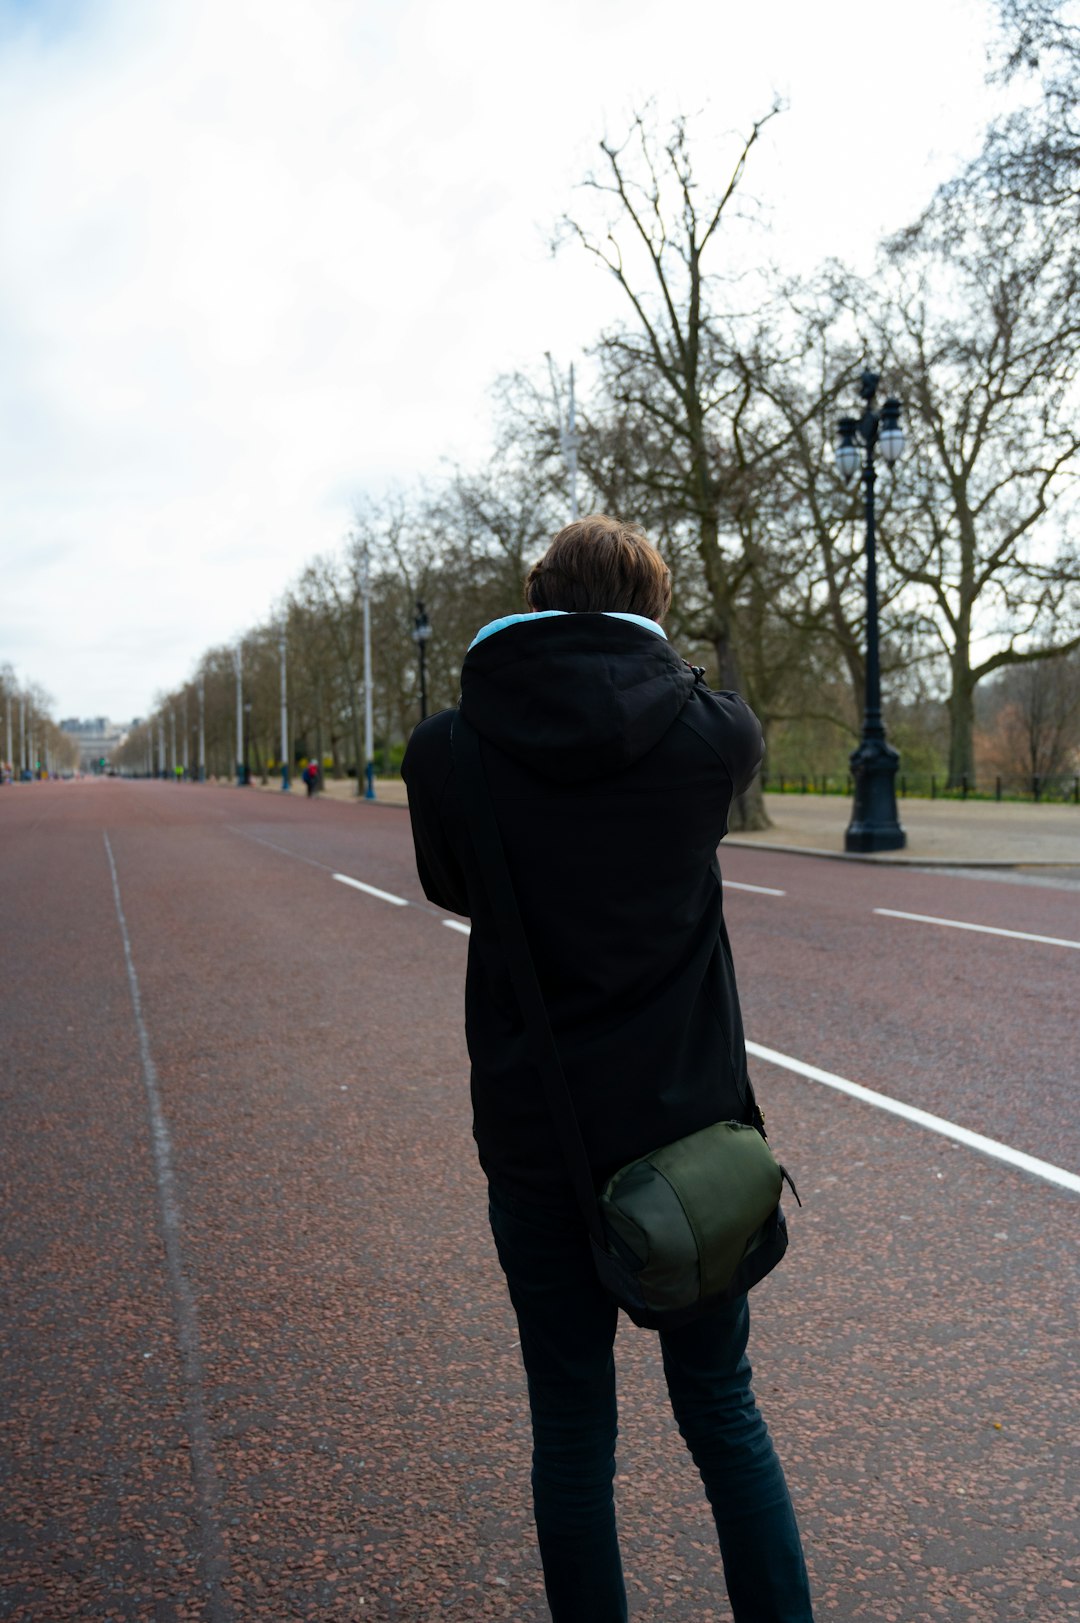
[488,1183,814,1623]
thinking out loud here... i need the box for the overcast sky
[1,0,1008,721]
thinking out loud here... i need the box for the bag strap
[676,694,767,1130]
[451,711,605,1244]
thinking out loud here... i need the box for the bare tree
[978,0,1080,215]
[290,554,369,790]
[873,239,1080,785]
[559,109,782,829]
[977,648,1080,781]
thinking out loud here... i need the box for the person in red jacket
[402,515,813,1623]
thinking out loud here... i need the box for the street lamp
[360,546,376,799]
[412,601,431,723]
[243,701,252,786]
[232,646,244,787]
[835,370,906,853]
[279,627,290,791]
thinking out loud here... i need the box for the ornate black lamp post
[412,601,431,722]
[836,371,906,853]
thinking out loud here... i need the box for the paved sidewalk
[256,777,1078,865]
[730,793,1079,866]
[254,776,410,806]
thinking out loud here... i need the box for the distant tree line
[112,2,1080,817]
[0,665,79,778]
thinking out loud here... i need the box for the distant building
[60,717,132,772]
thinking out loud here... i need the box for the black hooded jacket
[401,613,765,1207]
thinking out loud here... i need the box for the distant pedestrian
[302,760,319,797]
[402,515,813,1622]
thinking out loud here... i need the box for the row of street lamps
[286,369,904,840]
[3,690,37,778]
[146,680,207,779]
[147,367,904,838]
[226,548,383,796]
[228,594,429,791]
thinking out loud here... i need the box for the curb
[253,781,1077,863]
[353,794,409,810]
[251,782,411,808]
[723,837,1080,870]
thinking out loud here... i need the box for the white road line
[228,825,332,872]
[875,907,1080,951]
[746,1039,1080,1195]
[332,872,409,907]
[227,828,454,922]
[726,880,786,896]
[103,834,236,1618]
[418,897,1079,1193]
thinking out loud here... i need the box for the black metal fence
[762,772,1080,804]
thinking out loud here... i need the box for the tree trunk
[947,668,976,788]
[948,508,978,791]
[714,626,770,832]
[349,692,365,796]
[730,776,768,832]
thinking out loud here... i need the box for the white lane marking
[746,1039,1080,1195]
[228,827,458,927]
[103,834,235,1618]
[875,907,1080,951]
[332,872,409,906]
[228,825,332,872]
[406,887,1079,1193]
[233,824,1075,1185]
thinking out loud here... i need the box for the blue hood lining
[468,610,667,652]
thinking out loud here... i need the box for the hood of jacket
[458,612,696,784]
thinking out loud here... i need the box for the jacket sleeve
[712,692,765,797]
[683,688,764,798]
[401,716,470,918]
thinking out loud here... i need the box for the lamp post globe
[835,417,861,483]
[836,373,907,853]
[877,397,905,466]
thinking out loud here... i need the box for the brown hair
[524,514,671,622]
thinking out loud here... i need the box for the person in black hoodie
[402,516,813,1623]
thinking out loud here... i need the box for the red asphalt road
[1,780,1077,1623]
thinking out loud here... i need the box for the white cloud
[0,0,1002,717]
